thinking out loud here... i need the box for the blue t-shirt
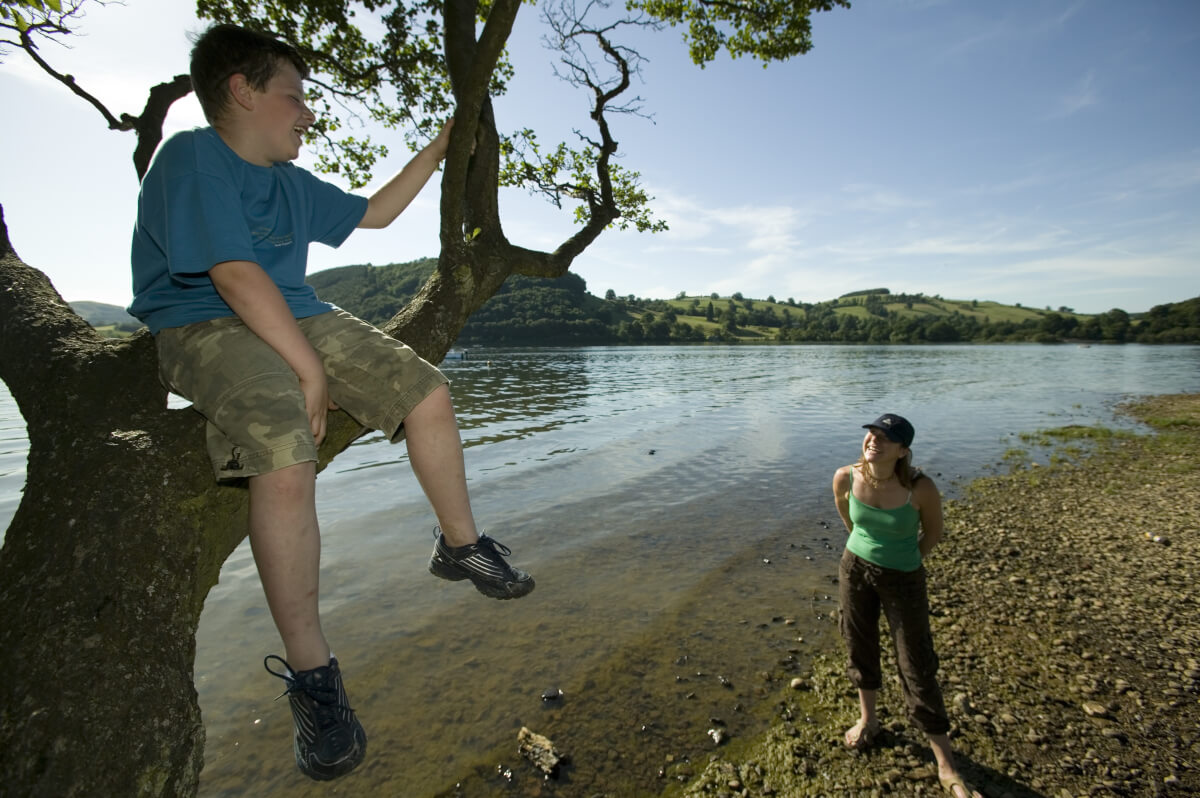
[128,127,368,334]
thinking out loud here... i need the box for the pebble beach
[672,394,1200,798]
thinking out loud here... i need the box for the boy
[129,23,534,782]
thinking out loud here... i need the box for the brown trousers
[838,548,950,735]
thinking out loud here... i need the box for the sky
[1,0,1198,315]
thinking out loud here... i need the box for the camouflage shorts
[155,309,448,481]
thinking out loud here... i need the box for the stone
[517,726,565,778]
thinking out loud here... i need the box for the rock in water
[518,726,565,778]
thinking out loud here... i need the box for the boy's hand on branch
[428,116,476,163]
[429,118,454,162]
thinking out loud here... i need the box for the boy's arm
[209,259,332,444]
[357,120,454,230]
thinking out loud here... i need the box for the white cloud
[1050,69,1099,118]
[840,183,932,213]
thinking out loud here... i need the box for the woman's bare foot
[843,717,880,750]
[939,770,982,798]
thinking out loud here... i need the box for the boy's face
[240,60,315,165]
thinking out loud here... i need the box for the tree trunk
[0,188,505,795]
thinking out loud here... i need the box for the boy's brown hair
[189,23,309,124]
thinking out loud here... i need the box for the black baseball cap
[863,414,915,447]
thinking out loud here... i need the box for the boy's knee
[250,462,316,499]
[407,383,454,422]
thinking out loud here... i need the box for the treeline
[775,306,1134,343]
[1137,297,1200,343]
[770,295,1200,344]
[303,260,1200,346]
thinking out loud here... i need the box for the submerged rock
[517,726,566,778]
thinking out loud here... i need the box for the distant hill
[71,301,143,337]
[70,301,139,328]
[306,258,436,322]
[306,258,621,344]
[303,261,1200,345]
[71,265,1200,345]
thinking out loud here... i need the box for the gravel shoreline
[671,394,1200,798]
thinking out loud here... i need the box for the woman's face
[862,426,908,465]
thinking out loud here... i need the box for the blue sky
[1,0,1197,314]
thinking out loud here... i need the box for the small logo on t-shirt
[250,227,294,248]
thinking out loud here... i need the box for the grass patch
[1120,394,1200,429]
[1020,424,1136,443]
[1141,415,1200,430]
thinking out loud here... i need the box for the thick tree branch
[132,75,194,179]
[440,0,523,255]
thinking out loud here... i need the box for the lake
[2,343,1198,797]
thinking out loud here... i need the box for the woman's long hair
[855,449,920,489]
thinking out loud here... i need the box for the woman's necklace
[861,465,895,490]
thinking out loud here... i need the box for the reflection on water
[3,344,1200,796]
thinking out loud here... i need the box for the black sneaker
[264,654,367,781]
[428,529,535,600]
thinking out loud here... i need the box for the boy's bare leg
[403,384,479,546]
[409,383,533,598]
[248,461,330,671]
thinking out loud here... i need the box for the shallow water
[2,344,1199,796]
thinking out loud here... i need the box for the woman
[832,413,981,798]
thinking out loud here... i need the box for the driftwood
[517,726,566,778]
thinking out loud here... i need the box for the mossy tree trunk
[0,0,626,794]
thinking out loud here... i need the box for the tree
[925,319,960,343]
[0,0,849,795]
[1097,308,1131,342]
[836,312,858,339]
[1040,312,1066,337]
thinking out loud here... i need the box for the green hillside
[71,263,1200,345]
[69,301,141,337]
[302,262,1199,346]
[305,258,435,321]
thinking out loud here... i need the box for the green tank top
[845,468,922,572]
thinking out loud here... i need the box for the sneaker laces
[264,655,354,734]
[475,534,513,558]
[433,527,514,558]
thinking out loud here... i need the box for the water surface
[2,344,1197,796]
